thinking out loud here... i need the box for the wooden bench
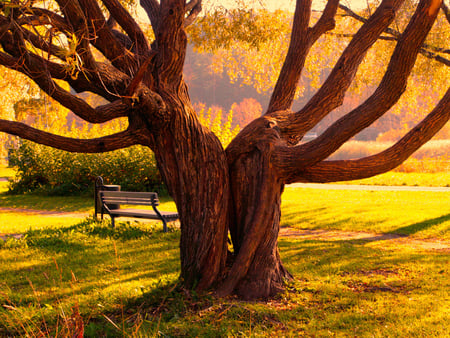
[99,190,179,232]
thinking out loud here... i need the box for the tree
[0,0,448,300]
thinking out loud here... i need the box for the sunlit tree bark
[0,0,448,299]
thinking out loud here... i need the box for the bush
[8,141,165,195]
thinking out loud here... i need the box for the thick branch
[0,120,139,153]
[55,0,97,72]
[275,0,442,174]
[156,0,187,88]
[266,0,312,114]
[77,0,138,75]
[184,0,202,27]
[339,3,450,64]
[101,0,150,55]
[267,0,339,114]
[278,0,406,141]
[140,0,160,32]
[294,87,450,183]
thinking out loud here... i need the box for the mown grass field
[0,169,449,336]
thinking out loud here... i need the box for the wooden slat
[100,191,159,206]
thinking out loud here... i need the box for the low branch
[0,120,139,153]
[293,87,450,183]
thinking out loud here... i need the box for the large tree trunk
[146,87,230,290]
[217,117,293,299]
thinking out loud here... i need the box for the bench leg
[111,216,115,228]
[162,218,168,233]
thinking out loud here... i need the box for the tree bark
[217,117,292,299]
[146,88,230,290]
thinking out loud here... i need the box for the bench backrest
[100,191,159,208]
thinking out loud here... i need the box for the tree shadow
[391,213,450,236]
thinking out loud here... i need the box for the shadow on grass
[391,214,450,236]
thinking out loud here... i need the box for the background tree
[0,0,448,299]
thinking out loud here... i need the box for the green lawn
[281,187,450,240]
[0,173,449,336]
[341,171,450,187]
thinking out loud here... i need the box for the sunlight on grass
[281,187,450,240]
[342,171,450,187]
[0,166,16,179]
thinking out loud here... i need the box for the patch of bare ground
[280,227,450,252]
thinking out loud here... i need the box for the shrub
[8,141,164,195]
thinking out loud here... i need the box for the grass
[339,171,450,187]
[281,187,450,240]
[0,218,448,336]
[0,167,449,336]
[0,166,16,179]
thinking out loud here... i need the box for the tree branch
[442,1,450,23]
[140,0,160,33]
[55,0,97,72]
[290,87,450,183]
[184,0,202,27]
[76,0,138,76]
[266,0,313,114]
[339,3,450,65]
[277,0,406,143]
[0,45,130,123]
[0,120,139,153]
[155,0,187,89]
[101,0,150,55]
[275,0,442,173]
[17,8,71,34]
